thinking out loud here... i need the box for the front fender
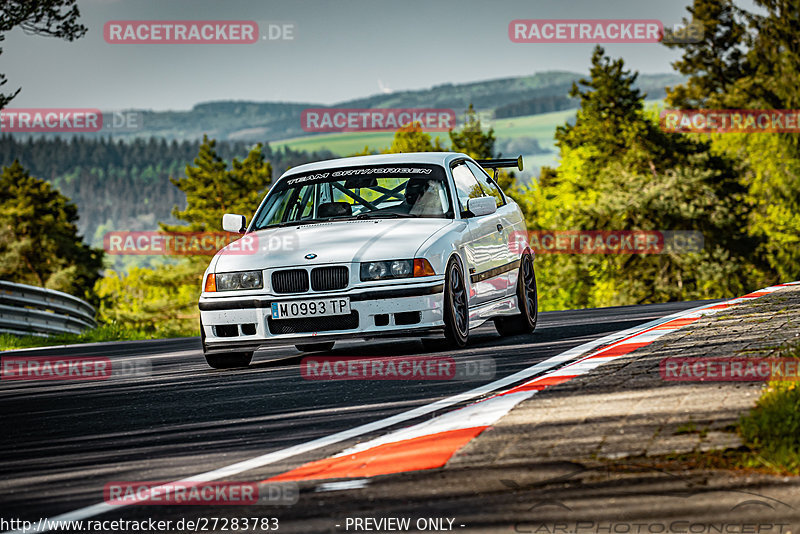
[414,220,469,276]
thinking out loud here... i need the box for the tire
[494,252,538,337]
[442,256,469,348]
[295,342,335,353]
[204,351,253,369]
[200,317,207,353]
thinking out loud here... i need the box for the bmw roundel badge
[304,253,317,260]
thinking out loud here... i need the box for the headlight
[361,259,413,281]
[206,270,263,292]
[359,259,434,281]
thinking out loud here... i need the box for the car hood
[212,218,455,271]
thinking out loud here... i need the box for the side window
[466,161,505,207]
[451,163,486,212]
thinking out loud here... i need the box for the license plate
[271,298,350,319]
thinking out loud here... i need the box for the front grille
[272,269,309,294]
[311,266,349,291]
[268,311,359,334]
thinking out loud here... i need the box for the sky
[0,0,757,112]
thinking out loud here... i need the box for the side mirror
[465,196,497,218]
[222,213,247,234]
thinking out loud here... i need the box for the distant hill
[4,70,684,263]
[54,71,683,143]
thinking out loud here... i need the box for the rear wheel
[494,252,537,337]
[295,342,335,353]
[442,256,469,348]
[204,351,253,369]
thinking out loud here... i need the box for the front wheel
[204,351,253,369]
[442,256,469,348]
[494,252,537,337]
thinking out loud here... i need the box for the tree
[554,46,678,178]
[0,161,103,301]
[449,105,495,160]
[524,47,759,310]
[385,123,446,153]
[663,0,751,109]
[163,136,272,232]
[0,0,87,109]
[743,0,800,110]
[95,138,273,337]
[665,0,800,282]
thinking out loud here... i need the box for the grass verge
[0,323,183,351]
[737,340,800,474]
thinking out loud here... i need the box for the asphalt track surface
[0,300,719,532]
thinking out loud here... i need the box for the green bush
[738,343,800,474]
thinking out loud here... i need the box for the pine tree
[163,136,272,232]
[664,0,751,109]
[449,104,496,160]
[555,46,669,177]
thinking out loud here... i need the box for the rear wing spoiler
[475,156,523,172]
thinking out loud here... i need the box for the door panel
[466,161,521,298]
[451,162,508,305]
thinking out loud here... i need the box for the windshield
[250,164,453,230]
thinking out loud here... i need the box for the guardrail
[0,281,97,337]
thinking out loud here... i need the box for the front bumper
[199,280,445,354]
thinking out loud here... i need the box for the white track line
[5,295,769,533]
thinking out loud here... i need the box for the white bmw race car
[198,152,537,369]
